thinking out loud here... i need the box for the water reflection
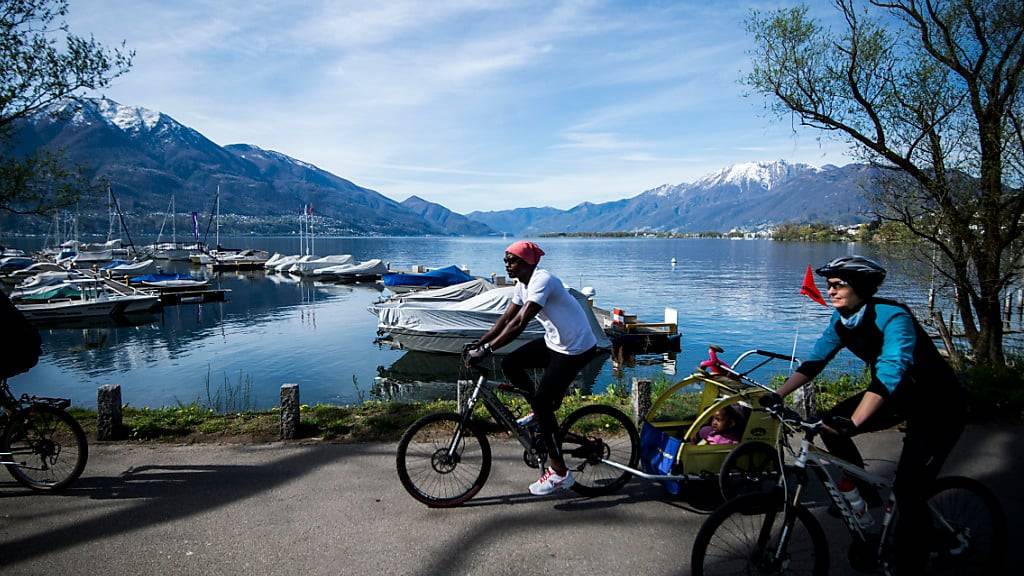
[7,236,984,409]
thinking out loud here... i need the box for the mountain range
[5,97,879,236]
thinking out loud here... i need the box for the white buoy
[670,257,677,266]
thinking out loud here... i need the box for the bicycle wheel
[395,412,491,508]
[719,440,782,501]
[2,405,88,491]
[921,475,1008,575]
[692,493,829,576]
[558,404,639,497]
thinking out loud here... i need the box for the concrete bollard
[280,383,300,440]
[631,378,652,423]
[97,384,123,440]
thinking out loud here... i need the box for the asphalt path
[1,425,1019,576]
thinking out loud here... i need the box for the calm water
[7,237,942,409]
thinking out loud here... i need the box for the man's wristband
[483,343,492,352]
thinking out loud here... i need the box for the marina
[0,236,982,410]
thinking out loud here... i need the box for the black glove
[462,340,481,354]
[824,415,857,437]
[759,392,783,408]
[465,343,492,366]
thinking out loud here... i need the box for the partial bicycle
[0,377,88,491]
[690,398,1007,575]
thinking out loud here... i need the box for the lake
[6,236,955,409]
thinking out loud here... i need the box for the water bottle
[839,480,875,529]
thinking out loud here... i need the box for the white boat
[102,259,159,277]
[14,270,86,291]
[5,261,64,279]
[208,249,270,270]
[372,278,496,307]
[274,254,315,273]
[313,259,388,282]
[71,249,115,264]
[371,286,611,354]
[14,278,160,321]
[288,254,354,275]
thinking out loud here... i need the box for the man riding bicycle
[465,241,598,496]
[774,255,965,573]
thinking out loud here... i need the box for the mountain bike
[0,377,88,491]
[690,400,1007,575]
[395,359,640,507]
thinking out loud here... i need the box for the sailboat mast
[215,185,220,249]
[171,195,176,245]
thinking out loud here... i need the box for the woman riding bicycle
[774,255,966,574]
[465,241,598,496]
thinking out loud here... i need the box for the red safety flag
[800,264,827,307]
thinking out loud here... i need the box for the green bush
[963,362,1024,422]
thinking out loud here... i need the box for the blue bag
[639,422,683,495]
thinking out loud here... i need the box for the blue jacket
[796,298,960,415]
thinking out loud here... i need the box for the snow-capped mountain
[468,160,878,235]
[694,160,819,192]
[11,97,449,235]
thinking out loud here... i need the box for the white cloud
[68,0,856,214]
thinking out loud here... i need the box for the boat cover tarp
[376,279,495,308]
[376,286,610,349]
[382,265,473,288]
[129,273,196,284]
[317,259,388,277]
[16,284,81,301]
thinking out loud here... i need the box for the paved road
[1,425,1019,576]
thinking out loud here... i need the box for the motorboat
[288,254,354,275]
[371,286,611,354]
[0,256,34,273]
[101,259,159,277]
[129,273,209,289]
[14,278,160,321]
[208,249,270,270]
[370,278,496,309]
[381,265,474,293]
[13,270,86,291]
[311,259,387,282]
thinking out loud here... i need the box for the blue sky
[71,0,853,213]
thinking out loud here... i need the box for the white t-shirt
[512,269,597,355]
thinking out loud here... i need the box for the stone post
[631,378,651,423]
[97,384,122,440]
[280,383,300,440]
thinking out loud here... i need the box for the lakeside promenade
[1,425,1019,575]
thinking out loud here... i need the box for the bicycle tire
[395,412,491,508]
[558,404,639,497]
[903,475,1007,575]
[2,405,88,491]
[719,440,782,501]
[691,492,829,576]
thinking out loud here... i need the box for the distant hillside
[5,98,447,236]
[465,161,879,235]
[400,196,497,236]
[465,206,565,236]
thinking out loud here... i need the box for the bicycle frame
[784,426,895,542]
[446,372,544,464]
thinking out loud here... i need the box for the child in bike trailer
[772,255,966,574]
[693,405,744,445]
[465,241,598,496]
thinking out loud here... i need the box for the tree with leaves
[746,0,1024,366]
[0,0,132,216]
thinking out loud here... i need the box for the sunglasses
[826,279,851,290]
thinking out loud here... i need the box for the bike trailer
[639,372,780,495]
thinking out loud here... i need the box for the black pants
[823,391,965,573]
[501,338,596,460]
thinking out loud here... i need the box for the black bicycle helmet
[815,255,886,297]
